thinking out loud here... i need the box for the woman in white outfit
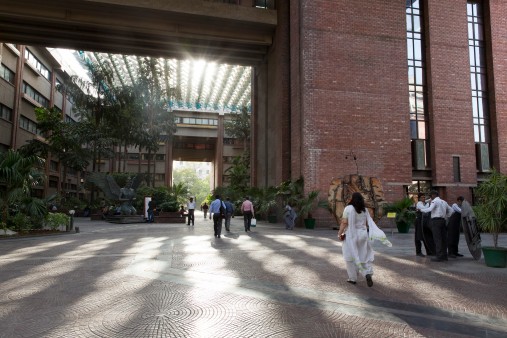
[338,192,391,287]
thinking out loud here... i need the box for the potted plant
[383,197,416,233]
[298,190,320,229]
[474,169,507,268]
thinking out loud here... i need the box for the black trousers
[187,209,195,225]
[415,213,424,254]
[213,213,222,237]
[447,212,461,255]
[431,218,448,260]
[243,211,253,231]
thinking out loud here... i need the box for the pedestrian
[414,193,428,256]
[210,194,226,238]
[337,192,391,286]
[147,200,156,223]
[284,203,297,230]
[418,190,454,262]
[224,197,234,232]
[201,202,209,219]
[448,196,464,258]
[241,196,255,232]
[179,205,186,218]
[187,197,195,226]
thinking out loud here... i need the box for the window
[254,0,275,9]
[0,63,15,84]
[155,154,165,161]
[175,116,218,126]
[467,1,491,172]
[406,180,432,199]
[19,115,42,135]
[128,153,140,160]
[0,104,13,122]
[50,160,59,171]
[22,82,49,107]
[406,0,430,170]
[453,156,461,182]
[24,48,51,81]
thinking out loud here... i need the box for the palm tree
[0,150,45,230]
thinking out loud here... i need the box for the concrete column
[165,139,173,187]
[215,112,225,187]
[10,45,25,149]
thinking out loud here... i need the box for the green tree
[172,167,211,206]
[0,150,45,231]
[224,106,251,152]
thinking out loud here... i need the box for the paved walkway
[1,212,506,337]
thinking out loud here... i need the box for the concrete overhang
[0,0,277,65]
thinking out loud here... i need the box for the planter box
[155,212,186,224]
[304,218,316,229]
[396,221,411,233]
[482,246,507,268]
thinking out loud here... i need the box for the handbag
[250,218,257,227]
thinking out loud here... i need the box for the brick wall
[489,0,507,173]
[425,0,477,194]
[296,0,412,214]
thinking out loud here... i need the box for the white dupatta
[345,206,392,271]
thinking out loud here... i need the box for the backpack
[219,200,226,218]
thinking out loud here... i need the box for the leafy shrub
[45,212,69,230]
[11,213,31,232]
[158,201,179,212]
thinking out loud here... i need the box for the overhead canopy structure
[55,50,252,113]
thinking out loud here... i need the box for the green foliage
[225,154,250,193]
[11,213,31,232]
[45,212,70,231]
[474,169,507,247]
[384,197,417,227]
[0,149,45,229]
[250,186,279,219]
[172,167,211,205]
[224,106,251,146]
[134,185,179,212]
[158,201,179,212]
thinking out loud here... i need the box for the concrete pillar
[215,112,225,187]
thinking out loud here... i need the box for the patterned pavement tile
[0,214,506,337]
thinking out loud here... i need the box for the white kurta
[341,205,392,280]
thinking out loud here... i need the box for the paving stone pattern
[1,212,506,337]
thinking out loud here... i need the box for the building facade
[1,0,506,226]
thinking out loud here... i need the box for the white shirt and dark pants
[420,196,453,262]
[187,200,195,226]
[447,203,462,257]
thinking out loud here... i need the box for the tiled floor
[1,212,506,337]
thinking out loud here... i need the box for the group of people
[175,196,256,238]
[415,190,469,262]
[335,190,468,287]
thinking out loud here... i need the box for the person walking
[187,197,195,226]
[201,202,209,219]
[241,196,255,232]
[448,196,464,258]
[414,193,428,256]
[284,203,297,230]
[224,197,234,232]
[147,200,156,223]
[337,192,391,286]
[210,194,226,238]
[418,190,454,262]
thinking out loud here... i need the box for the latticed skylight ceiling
[79,51,252,113]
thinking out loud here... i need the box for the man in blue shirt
[210,194,226,238]
[224,197,235,232]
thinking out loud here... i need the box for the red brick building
[253,0,506,225]
[1,1,506,226]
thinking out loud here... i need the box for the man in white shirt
[187,197,196,226]
[418,190,454,262]
[448,196,464,258]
